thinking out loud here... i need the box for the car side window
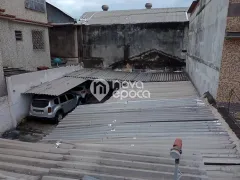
[59,95,67,103]
[54,98,59,105]
[66,94,74,100]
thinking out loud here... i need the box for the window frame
[32,30,45,50]
[59,95,67,104]
[15,30,23,41]
[54,98,60,105]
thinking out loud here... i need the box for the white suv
[29,93,78,123]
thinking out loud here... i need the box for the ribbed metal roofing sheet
[24,77,86,96]
[42,80,240,179]
[79,7,189,25]
[43,97,240,179]
[65,69,188,82]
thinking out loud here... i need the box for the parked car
[29,93,78,123]
[71,85,91,104]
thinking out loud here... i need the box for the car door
[66,94,76,111]
[59,95,68,113]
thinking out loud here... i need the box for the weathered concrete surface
[0,0,48,24]
[49,26,78,59]
[0,96,13,135]
[0,49,6,96]
[80,23,189,68]
[186,0,229,98]
[0,19,51,71]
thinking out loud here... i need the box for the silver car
[29,93,78,123]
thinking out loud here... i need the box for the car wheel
[55,111,63,123]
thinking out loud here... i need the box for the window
[32,30,45,50]
[59,95,67,103]
[32,100,49,108]
[15,31,22,41]
[66,94,74,100]
[25,0,46,13]
[54,98,59,105]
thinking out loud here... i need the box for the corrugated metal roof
[79,7,189,25]
[24,77,86,96]
[0,138,208,180]
[3,67,31,77]
[43,81,240,179]
[107,81,198,102]
[65,69,189,82]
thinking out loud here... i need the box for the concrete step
[50,168,209,180]
[0,170,39,180]
[0,153,58,168]
[0,161,49,176]
[59,159,206,176]
[0,147,64,161]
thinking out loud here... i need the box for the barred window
[32,30,45,50]
[15,31,23,41]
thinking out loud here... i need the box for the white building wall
[0,19,51,71]
[0,96,13,135]
[0,0,48,23]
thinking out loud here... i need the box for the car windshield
[32,100,49,108]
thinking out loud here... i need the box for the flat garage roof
[24,77,86,96]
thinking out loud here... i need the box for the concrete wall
[186,0,229,98]
[217,0,240,103]
[49,26,77,58]
[0,49,6,97]
[0,96,12,135]
[46,3,74,23]
[80,23,188,68]
[0,0,48,23]
[6,66,81,127]
[0,19,51,71]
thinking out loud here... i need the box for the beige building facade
[0,0,51,71]
[0,0,51,96]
